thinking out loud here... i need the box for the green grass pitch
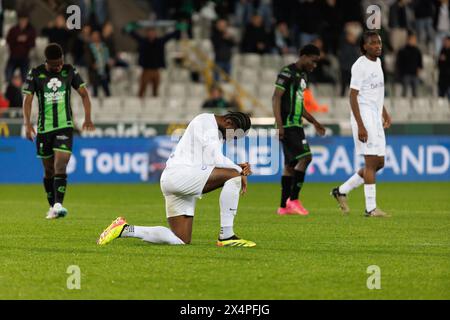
[0,182,449,300]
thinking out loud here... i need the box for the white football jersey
[350,55,385,119]
[165,113,242,173]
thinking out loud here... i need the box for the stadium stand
[0,0,448,128]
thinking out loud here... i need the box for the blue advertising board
[0,135,449,183]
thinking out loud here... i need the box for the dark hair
[299,44,320,57]
[45,43,63,60]
[225,111,251,132]
[17,12,29,19]
[360,30,380,54]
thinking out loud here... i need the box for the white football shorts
[351,109,386,157]
[160,165,215,218]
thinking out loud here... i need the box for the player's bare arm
[22,93,36,141]
[78,86,95,131]
[350,88,368,142]
[302,108,325,136]
[272,87,285,139]
[382,105,392,129]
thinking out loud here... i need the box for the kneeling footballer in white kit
[331,31,392,217]
[97,112,256,247]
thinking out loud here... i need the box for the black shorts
[281,127,312,166]
[36,127,74,159]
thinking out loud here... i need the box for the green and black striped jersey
[274,64,308,128]
[22,64,86,133]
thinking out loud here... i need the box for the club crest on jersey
[47,78,62,92]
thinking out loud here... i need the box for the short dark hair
[299,44,320,57]
[360,30,380,54]
[17,12,29,19]
[45,43,63,60]
[225,111,252,132]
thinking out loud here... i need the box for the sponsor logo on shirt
[45,77,65,103]
[370,82,384,89]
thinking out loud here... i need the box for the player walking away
[97,112,256,247]
[331,31,392,217]
[273,44,326,216]
[22,43,95,219]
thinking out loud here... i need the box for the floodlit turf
[0,182,449,300]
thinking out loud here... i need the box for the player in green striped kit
[22,43,95,219]
[272,44,326,216]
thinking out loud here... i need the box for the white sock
[122,225,184,245]
[339,172,364,194]
[364,184,376,212]
[219,176,241,240]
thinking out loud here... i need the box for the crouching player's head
[220,111,252,141]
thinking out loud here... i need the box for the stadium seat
[257,83,275,104]
[143,97,164,112]
[123,97,145,114]
[238,67,259,83]
[102,97,123,113]
[260,69,278,83]
[390,98,411,121]
[185,98,203,113]
[314,84,336,98]
[241,54,261,68]
[165,83,186,98]
[262,54,282,69]
[239,83,256,97]
[89,97,101,113]
[432,98,450,121]
[168,68,191,83]
[187,83,208,98]
[166,97,185,110]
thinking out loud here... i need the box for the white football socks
[122,226,184,245]
[219,176,241,240]
[364,184,376,212]
[339,172,364,194]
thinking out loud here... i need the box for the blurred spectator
[438,36,450,99]
[338,0,364,24]
[320,0,343,55]
[211,19,236,81]
[296,0,322,48]
[202,85,237,111]
[5,13,36,83]
[234,0,273,29]
[5,74,23,108]
[240,14,272,54]
[124,22,181,97]
[43,0,65,11]
[308,37,336,85]
[434,0,450,56]
[102,21,129,68]
[149,0,169,20]
[396,33,423,97]
[389,0,415,52]
[338,26,360,96]
[41,14,71,54]
[413,0,435,52]
[76,0,108,29]
[0,0,4,38]
[85,30,112,97]
[72,25,92,67]
[273,21,294,55]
